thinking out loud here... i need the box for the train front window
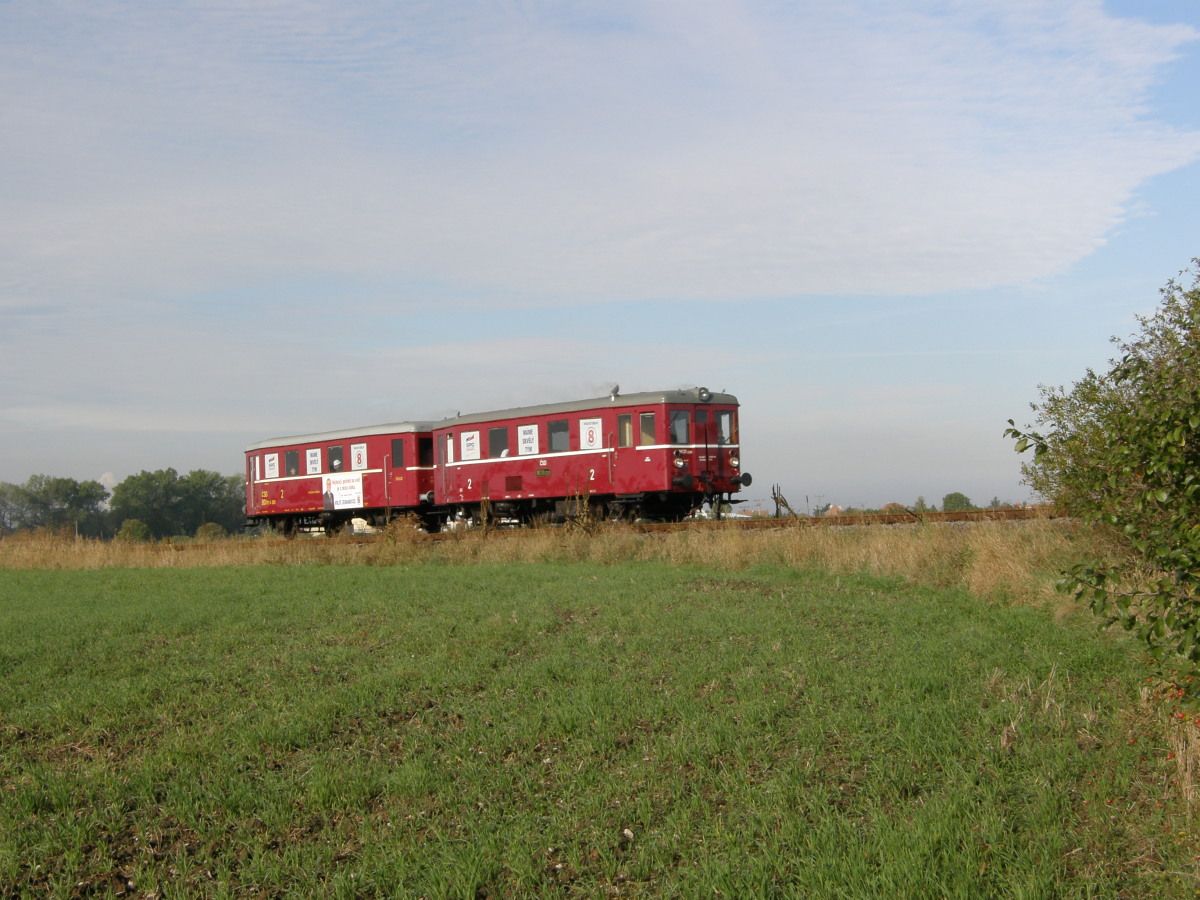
[639,412,656,445]
[391,439,405,468]
[669,411,689,444]
[717,411,735,444]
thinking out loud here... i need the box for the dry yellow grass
[0,519,1091,607]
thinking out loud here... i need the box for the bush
[116,518,152,543]
[1008,261,1200,670]
[195,522,227,541]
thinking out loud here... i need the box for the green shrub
[195,522,226,541]
[115,518,152,542]
[1008,261,1200,671]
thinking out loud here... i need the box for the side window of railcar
[328,445,344,472]
[639,412,656,446]
[419,437,434,467]
[717,411,735,444]
[548,420,569,453]
[617,414,633,448]
[285,450,299,476]
[669,410,689,444]
[391,439,404,468]
[489,426,510,458]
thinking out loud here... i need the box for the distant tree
[110,469,187,538]
[179,470,244,534]
[0,475,108,536]
[111,469,244,538]
[0,482,30,533]
[913,496,929,513]
[941,492,975,512]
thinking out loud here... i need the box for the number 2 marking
[589,468,595,482]
[467,478,473,490]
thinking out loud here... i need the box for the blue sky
[2,0,1198,510]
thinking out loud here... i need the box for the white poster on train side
[351,442,368,471]
[265,453,279,479]
[306,448,321,475]
[461,430,481,461]
[518,424,538,456]
[321,473,363,510]
[580,418,602,451]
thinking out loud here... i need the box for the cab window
[391,438,405,467]
[717,411,736,444]
[669,411,689,444]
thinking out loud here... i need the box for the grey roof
[245,387,738,452]
[434,387,739,429]
[245,421,435,453]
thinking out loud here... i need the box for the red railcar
[243,387,749,533]
[430,387,749,525]
[244,422,436,535]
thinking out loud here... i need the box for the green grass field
[1,562,1195,897]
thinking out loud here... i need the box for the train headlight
[730,456,740,468]
[673,456,686,469]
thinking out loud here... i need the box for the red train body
[244,388,749,533]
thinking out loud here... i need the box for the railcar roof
[245,421,436,452]
[244,388,738,451]
[433,387,739,429]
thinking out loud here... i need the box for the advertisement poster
[351,442,368,471]
[265,453,279,479]
[518,424,539,456]
[322,473,364,510]
[461,431,481,461]
[306,448,322,475]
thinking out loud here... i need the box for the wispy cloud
[2,0,1197,312]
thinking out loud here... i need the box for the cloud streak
[2,0,1197,313]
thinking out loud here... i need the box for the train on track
[244,387,751,535]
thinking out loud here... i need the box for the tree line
[0,469,244,540]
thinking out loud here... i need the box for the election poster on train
[306,448,321,475]
[518,424,538,456]
[321,473,363,510]
[264,453,279,479]
[580,418,602,451]
[351,442,368,471]
[461,431,481,461]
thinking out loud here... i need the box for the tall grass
[0,519,1094,608]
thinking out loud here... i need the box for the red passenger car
[244,422,436,535]
[430,387,749,524]
[243,387,749,533]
